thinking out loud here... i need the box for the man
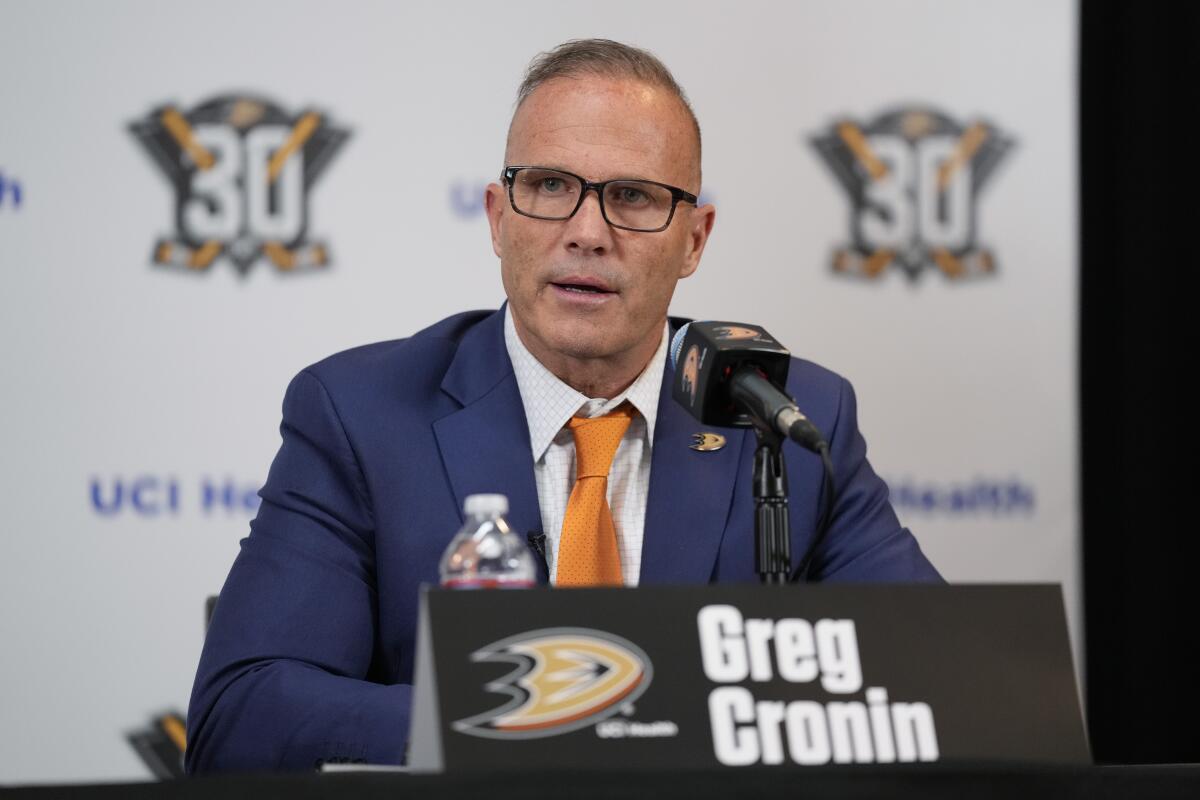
[186,39,940,773]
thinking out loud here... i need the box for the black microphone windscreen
[670,321,791,427]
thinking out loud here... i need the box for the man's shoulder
[290,309,502,413]
[776,354,874,444]
[304,309,496,381]
[785,355,847,399]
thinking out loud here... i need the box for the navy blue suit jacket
[185,308,940,773]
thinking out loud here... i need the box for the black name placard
[408,584,1088,771]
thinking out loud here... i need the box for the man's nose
[563,189,613,254]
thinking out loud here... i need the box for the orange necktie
[555,403,634,587]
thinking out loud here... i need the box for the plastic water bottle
[439,494,537,588]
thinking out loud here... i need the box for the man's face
[485,76,715,368]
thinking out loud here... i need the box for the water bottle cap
[464,493,508,517]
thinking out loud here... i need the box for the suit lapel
[640,353,746,584]
[432,309,543,538]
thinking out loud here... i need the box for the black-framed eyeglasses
[502,166,698,233]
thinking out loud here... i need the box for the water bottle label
[442,576,536,590]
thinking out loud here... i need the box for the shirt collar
[504,306,667,461]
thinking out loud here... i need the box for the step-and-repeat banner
[0,0,1076,783]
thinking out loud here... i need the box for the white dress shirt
[504,307,668,587]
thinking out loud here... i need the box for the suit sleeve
[808,376,944,583]
[185,369,410,773]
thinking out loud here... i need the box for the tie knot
[568,402,634,479]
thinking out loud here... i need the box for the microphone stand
[752,425,791,584]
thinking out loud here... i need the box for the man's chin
[544,329,617,361]
[521,314,616,359]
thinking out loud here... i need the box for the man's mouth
[553,283,612,294]
[550,277,616,295]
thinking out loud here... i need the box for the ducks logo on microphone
[712,325,762,341]
[680,345,703,407]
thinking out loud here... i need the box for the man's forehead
[506,75,700,184]
[524,120,662,154]
[516,76,681,126]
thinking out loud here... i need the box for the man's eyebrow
[517,164,651,183]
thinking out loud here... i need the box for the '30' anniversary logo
[130,94,349,275]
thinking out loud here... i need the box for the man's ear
[679,203,716,279]
[485,182,507,258]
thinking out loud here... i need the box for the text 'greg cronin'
[698,605,939,766]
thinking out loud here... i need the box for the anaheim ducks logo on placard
[453,628,652,739]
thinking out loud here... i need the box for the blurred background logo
[129,94,350,275]
[0,168,22,211]
[887,476,1035,515]
[450,179,489,219]
[811,107,1014,282]
[89,475,261,518]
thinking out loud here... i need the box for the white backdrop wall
[0,0,1077,783]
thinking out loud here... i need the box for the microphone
[669,322,827,452]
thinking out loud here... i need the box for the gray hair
[513,39,702,174]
